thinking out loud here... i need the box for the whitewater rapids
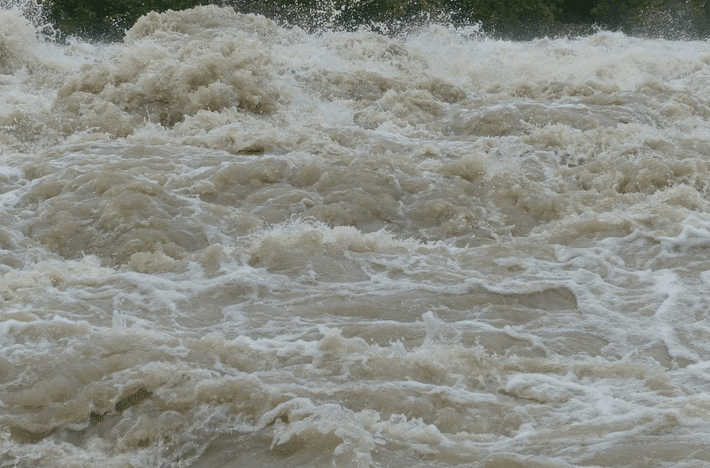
[2,5,710,467]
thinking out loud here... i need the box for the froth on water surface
[3,4,710,468]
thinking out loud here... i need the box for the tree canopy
[42,0,710,40]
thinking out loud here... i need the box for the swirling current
[2,4,710,468]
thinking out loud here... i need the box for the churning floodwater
[2,3,710,467]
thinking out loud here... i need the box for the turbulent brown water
[3,4,710,467]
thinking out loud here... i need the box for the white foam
[2,6,710,467]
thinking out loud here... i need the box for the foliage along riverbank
[38,0,710,41]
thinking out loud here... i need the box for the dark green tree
[40,0,710,40]
[441,0,564,25]
[592,0,710,37]
[46,0,205,39]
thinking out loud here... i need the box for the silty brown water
[2,5,710,467]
